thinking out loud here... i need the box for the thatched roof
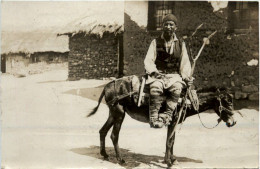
[1,1,124,54]
[57,3,124,37]
[1,31,69,54]
[59,15,124,37]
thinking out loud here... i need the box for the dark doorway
[227,1,259,33]
[1,55,6,73]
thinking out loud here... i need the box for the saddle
[131,75,199,111]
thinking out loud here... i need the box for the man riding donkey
[144,14,194,128]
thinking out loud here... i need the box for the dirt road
[1,70,259,169]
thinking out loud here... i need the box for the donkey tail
[87,88,105,117]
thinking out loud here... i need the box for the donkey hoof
[167,163,172,168]
[170,156,179,165]
[166,160,172,168]
[103,156,109,161]
[101,151,109,159]
[120,159,126,164]
[118,158,126,164]
[171,159,179,165]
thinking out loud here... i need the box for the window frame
[147,1,176,31]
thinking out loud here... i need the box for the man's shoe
[149,95,164,128]
[150,118,164,128]
[159,114,172,126]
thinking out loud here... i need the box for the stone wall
[68,32,119,80]
[123,13,155,75]
[175,2,259,100]
[123,1,259,100]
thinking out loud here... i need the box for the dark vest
[155,36,182,74]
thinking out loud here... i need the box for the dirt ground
[1,69,259,169]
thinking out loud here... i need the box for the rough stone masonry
[68,33,119,80]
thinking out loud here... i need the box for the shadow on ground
[63,84,106,103]
[71,145,202,169]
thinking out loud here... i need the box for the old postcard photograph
[1,1,259,168]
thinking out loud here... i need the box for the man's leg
[149,81,164,128]
[160,82,183,125]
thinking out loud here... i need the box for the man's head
[162,14,178,37]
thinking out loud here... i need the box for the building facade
[123,1,258,96]
[66,1,258,99]
[1,52,68,74]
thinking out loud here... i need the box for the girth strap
[107,91,137,105]
[107,77,138,106]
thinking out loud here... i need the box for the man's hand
[184,77,194,87]
[150,72,163,79]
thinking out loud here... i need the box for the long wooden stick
[137,77,146,107]
[191,23,204,37]
[191,30,217,76]
[169,30,218,139]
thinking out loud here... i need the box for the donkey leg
[170,133,179,165]
[110,105,126,164]
[165,125,174,166]
[165,125,178,167]
[99,112,114,160]
[167,135,177,167]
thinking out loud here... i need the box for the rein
[197,112,221,129]
[197,94,232,129]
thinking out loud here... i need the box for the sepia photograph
[1,1,259,168]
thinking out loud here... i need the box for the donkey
[87,76,236,167]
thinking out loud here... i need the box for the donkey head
[213,88,236,127]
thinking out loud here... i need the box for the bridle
[198,91,234,129]
[217,94,234,116]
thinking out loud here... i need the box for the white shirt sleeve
[180,41,192,79]
[144,39,158,74]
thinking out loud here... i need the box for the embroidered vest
[155,36,182,74]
